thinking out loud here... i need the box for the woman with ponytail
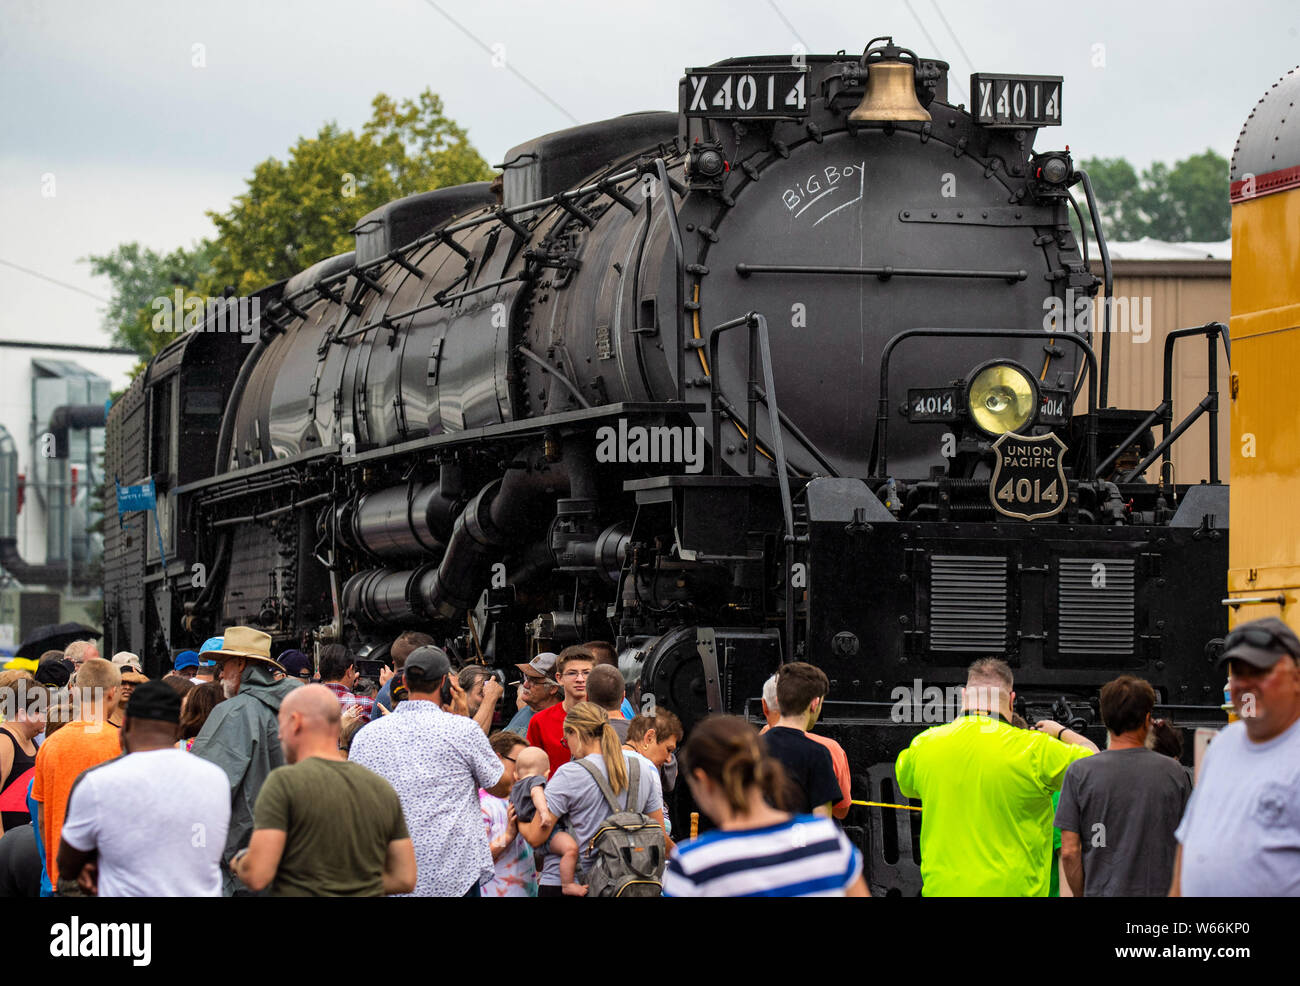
[523,701,666,897]
[662,715,869,897]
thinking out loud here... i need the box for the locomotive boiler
[103,38,1230,893]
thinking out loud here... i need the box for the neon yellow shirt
[895,713,1093,897]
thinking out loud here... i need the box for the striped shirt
[662,815,862,897]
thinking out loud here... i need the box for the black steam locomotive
[104,39,1229,893]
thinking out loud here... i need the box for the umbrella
[15,622,100,660]
[0,768,34,813]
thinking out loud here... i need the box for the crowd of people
[0,614,1295,897]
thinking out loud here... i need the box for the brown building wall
[1081,259,1231,483]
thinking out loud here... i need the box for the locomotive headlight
[967,362,1037,436]
[692,148,725,178]
[686,142,728,190]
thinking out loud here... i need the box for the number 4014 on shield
[996,478,1060,504]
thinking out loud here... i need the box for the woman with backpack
[662,715,869,897]
[524,701,668,897]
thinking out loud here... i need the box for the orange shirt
[760,724,852,819]
[31,721,121,885]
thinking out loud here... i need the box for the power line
[928,0,977,79]
[765,0,810,55]
[0,258,109,304]
[0,339,136,355]
[900,0,945,63]
[418,0,580,125]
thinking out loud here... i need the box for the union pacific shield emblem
[988,431,1067,520]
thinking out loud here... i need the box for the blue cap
[278,649,311,679]
[174,650,200,671]
[195,636,225,669]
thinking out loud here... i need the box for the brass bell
[849,39,931,123]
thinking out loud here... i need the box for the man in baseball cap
[190,628,300,895]
[172,650,200,675]
[193,636,224,682]
[276,649,312,682]
[348,645,508,896]
[504,652,561,738]
[1171,616,1300,896]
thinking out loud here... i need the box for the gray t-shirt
[1054,747,1191,896]
[539,751,662,886]
[1174,717,1300,896]
[510,775,546,822]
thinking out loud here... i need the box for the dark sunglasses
[1224,627,1298,657]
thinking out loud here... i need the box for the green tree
[1076,156,1144,240]
[207,89,494,295]
[1074,149,1230,244]
[81,241,215,360]
[86,89,494,355]
[1162,150,1231,241]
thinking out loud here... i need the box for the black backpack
[576,756,667,897]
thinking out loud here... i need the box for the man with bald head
[232,684,415,896]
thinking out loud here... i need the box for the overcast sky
[2,0,1296,356]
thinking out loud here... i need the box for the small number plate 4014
[907,387,961,422]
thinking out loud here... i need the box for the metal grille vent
[929,555,1008,652]
[1058,558,1135,655]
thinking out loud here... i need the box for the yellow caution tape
[850,800,921,811]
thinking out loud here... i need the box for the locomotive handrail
[653,158,689,403]
[707,315,761,477]
[1118,321,1229,485]
[261,165,652,326]
[705,311,801,658]
[873,328,1100,480]
[736,263,1028,282]
[1077,170,1114,408]
[267,161,685,340]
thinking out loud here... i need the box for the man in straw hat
[191,626,301,895]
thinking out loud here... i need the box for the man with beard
[1170,617,1300,896]
[192,627,300,895]
[503,652,560,738]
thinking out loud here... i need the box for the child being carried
[509,746,586,896]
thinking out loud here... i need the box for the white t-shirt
[1175,717,1300,896]
[61,748,231,897]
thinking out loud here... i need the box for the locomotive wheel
[637,625,711,733]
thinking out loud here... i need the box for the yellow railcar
[1228,66,1300,632]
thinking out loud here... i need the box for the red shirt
[323,681,375,724]
[525,702,570,775]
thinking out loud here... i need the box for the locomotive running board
[173,401,705,498]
